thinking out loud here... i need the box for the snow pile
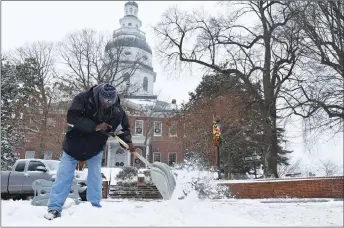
[100,159,231,200]
[171,161,232,200]
[98,167,123,185]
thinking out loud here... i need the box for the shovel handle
[114,136,152,168]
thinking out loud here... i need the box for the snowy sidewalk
[1,198,343,226]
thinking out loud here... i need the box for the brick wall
[18,113,67,160]
[220,176,344,199]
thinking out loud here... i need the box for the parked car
[1,159,87,200]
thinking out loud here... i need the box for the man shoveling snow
[45,84,135,220]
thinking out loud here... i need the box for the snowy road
[1,198,343,226]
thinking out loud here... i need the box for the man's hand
[95,122,112,131]
[127,143,135,152]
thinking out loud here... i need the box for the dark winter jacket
[62,85,132,161]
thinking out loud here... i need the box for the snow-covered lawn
[1,198,343,226]
[2,166,342,226]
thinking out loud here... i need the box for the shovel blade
[149,162,176,200]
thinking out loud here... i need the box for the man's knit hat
[98,84,117,109]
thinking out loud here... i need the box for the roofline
[120,95,158,100]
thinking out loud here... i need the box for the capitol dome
[105,36,152,54]
[106,1,157,98]
[125,1,138,7]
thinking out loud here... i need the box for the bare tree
[318,159,341,177]
[153,1,300,177]
[281,1,344,135]
[58,29,145,95]
[10,41,59,159]
[277,158,302,177]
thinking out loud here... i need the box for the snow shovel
[113,135,176,200]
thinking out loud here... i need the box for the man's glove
[95,122,112,131]
[127,143,135,153]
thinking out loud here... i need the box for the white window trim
[134,148,143,167]
[153,121,162,136]
[153,152,161,162]
[135,120,144,135]
[47,117,56,127]
[25,151,35,159]
[44,152,53,160]
[168,152,177,166]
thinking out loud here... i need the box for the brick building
[120,99,183,167]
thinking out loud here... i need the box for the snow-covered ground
[1,166,343,226]
[2,198,343,226]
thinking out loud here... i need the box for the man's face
[99,96,117,109]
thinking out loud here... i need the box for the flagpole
[213,116,222,180]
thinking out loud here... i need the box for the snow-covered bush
[115,167,153,186]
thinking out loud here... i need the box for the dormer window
[128,23,132,26]
[143,77,148,91]
[123,73,130,87]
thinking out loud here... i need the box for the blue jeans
[47,151,103,213]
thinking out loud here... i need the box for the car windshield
[44,160,60,171]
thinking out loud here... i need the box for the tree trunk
[227,152,232,180]
[39,108,48,159]
[269,103,279,178]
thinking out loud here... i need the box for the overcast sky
[2,1,343,172]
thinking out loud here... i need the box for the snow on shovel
[113,135,176,200]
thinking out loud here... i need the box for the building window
[135,120,143,135]
[125,51,131,56]
[44,152,52,160]
[143,55,148,61]
[136,24,138,28]
[123,73,130,87]
[143,77,148,91]
[168,152,177,166]
[153,152,161,162]
[168,122,177,137]
[133,148,142,167]
[47,117,56,127]
[25,151,35,159]
[128,23,132,26]
[130,8,133,14]
[154,121,162,136]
